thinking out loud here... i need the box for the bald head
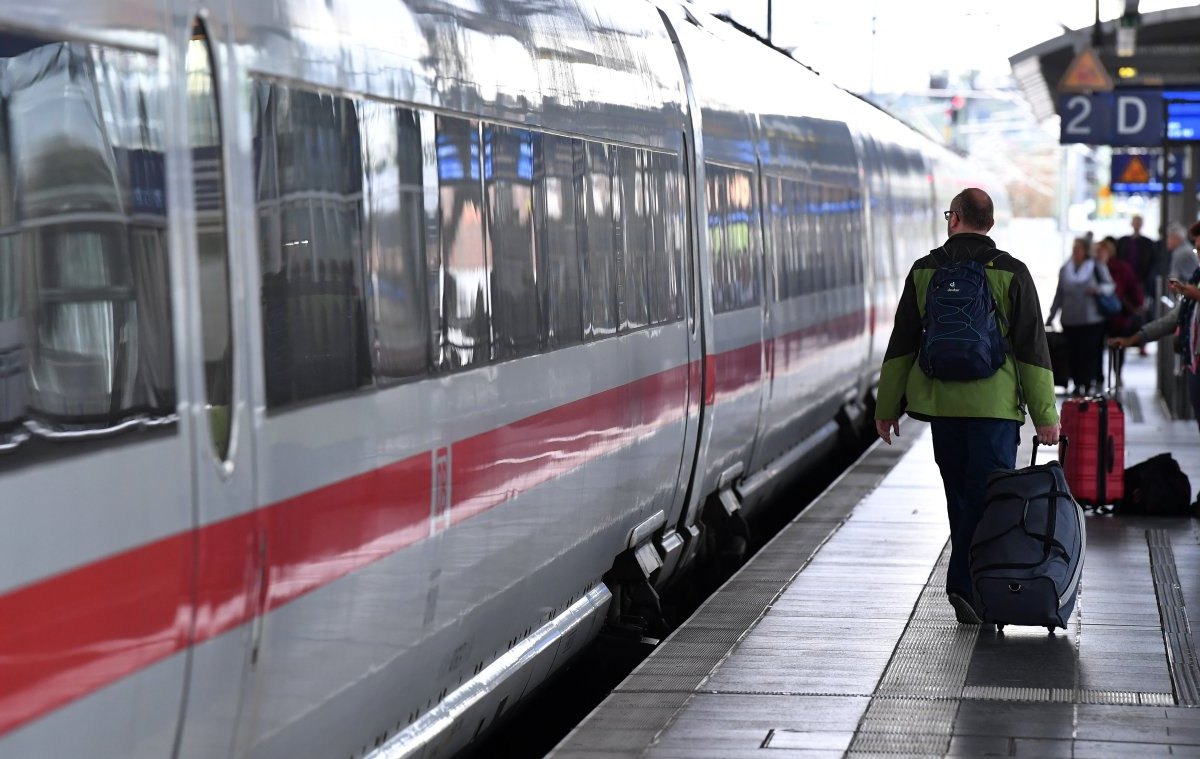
[950,188,994,233]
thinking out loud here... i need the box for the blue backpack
[918,248,1009,381]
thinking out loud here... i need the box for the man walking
[1118,214,1156,299]
[1120,216,1158,352]
[1167,222,1194,282]
[873,188,1060,624]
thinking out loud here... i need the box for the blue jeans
[930,417,1021,602]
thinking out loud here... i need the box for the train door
[0,17,192,758]
[173,15,262,759]
[855,133,885,398]
[861,134,898,385]
[744,156,775,478]
[658,6,710,568]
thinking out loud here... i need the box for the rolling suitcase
[1059,350,1124,509]
[970,437,1085,632]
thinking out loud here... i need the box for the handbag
[1093,264,1122,317]
[1096,292,1122,316]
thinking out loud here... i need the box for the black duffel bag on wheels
[970,437,1085,632]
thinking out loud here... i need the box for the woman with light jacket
[1047,237,1115,395]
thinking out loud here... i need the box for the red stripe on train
[451,365,689,524]
[0,365,687,737]
[0,308,869,737]
[0,533,193,738]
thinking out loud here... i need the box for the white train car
[0,2,1006,758]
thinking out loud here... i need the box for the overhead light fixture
[1118,10,1139,58]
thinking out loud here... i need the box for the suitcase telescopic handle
[1108,346,1122,393]
[1031,435,1069,466]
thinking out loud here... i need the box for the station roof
[1010,5,1200,123]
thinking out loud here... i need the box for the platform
[550,352,1200,758]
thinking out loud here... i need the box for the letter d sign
[1111,90,1164,146]
[1117,96,1146,134]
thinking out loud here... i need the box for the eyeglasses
[943,210,956,221]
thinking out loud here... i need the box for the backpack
[918,248,1008,381]
[1119,453,1195,516]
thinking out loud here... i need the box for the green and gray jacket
[875,233,1059,427]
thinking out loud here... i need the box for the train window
[0,36,175,451]
[706,166,726,312]
[363,103,429,380]
[821,186,835,290]
[664,153,685,322]
[770,178,784,299]
[614,147,648,331]
[486,125,540,359]
[435,116,490,368]
[581,142,617,339]
[646,152,680,324]
[803,185,817,293]
[678,146,696,330]
[786,180,801,297]
[188,21,233,459]
[707,165,761,313]
[254,83,371,408]
[534,135,583,348]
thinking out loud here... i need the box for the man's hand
[1035,423,1061,446]
[875,418,900,445]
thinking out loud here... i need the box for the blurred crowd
[1046,215,1200,396]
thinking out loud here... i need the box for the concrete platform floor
[550,352,1200,758]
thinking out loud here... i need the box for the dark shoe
[948,592,982,624]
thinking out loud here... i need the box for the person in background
[1167,222,1194,282]
[1095,237,1143,386]
[1047,237,1115,396]
[1110,273,1200,433]
[874,188,1059,625]
[1118,213,1156,355]
[1118,214,1157,306]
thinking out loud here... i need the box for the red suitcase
[1059,394,1124,508]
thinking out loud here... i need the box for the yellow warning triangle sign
[1058,47,1113,93]
[1119,156,1151,183]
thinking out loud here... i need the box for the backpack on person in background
[918,248,1009,381]
[1120,453,1194,516]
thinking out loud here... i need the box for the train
[0,1,1009,757]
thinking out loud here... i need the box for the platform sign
[1111,90,1164,146]
[1060,90,1178,146]
[1057,47,1113,93]
[1060,93,1111,144]
[1111,151,1184,193]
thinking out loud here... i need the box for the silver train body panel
[0,1,1005,757]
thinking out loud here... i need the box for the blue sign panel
[1060,93,1110,144]
[1111,151,1184,194]
[1060,90,1200,146]
[1110,90,1164,147]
